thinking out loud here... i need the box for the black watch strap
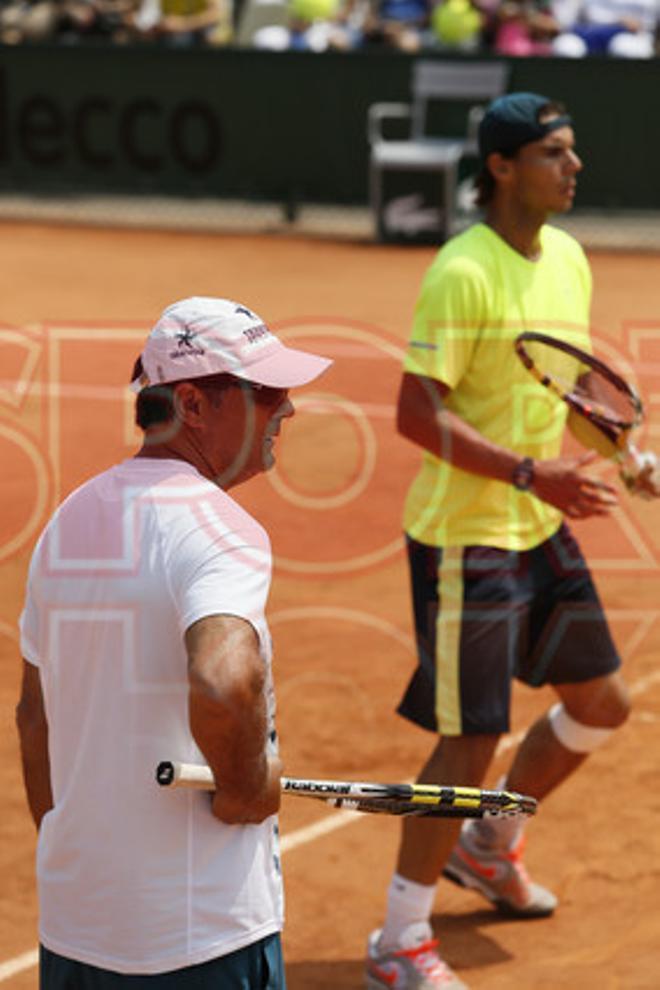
[512,457,535,492]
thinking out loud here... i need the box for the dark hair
[131,360,235,431]
[474,100,568,207]
[473,154,514,207]
[135,384,177,430]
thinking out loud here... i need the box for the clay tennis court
[1,221,659,989]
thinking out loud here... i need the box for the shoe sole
[442,865,556,919]
[366,966,467,990]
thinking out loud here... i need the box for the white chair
[235,0,289,45]
[368,60,510,243]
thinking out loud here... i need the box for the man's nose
[568,150,582,173]
[278,398,295,419]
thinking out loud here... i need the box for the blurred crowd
[0,0,657,53]
[0,0,233,44]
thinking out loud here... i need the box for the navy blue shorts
[398,525,621,736]
[40,933,286,989]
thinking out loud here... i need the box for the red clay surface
[1,224,659,989]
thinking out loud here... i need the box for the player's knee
[562,674,631,730]
[602,686,631,728]
[586,677,632,729]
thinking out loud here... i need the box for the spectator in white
[16,297,331,989]
[252,0,354,51]
[552,0,658,56]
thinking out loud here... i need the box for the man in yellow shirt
[366,93,630,990]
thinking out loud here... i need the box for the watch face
[513,458,534,491]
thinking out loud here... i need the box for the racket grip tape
[156,761,214,789]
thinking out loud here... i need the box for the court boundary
[0,196,659,253]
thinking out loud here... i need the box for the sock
[465,814,524,852]
[379,874,437,951]
[464,776,524,851]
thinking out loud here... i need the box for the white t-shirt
[20,458,284,974]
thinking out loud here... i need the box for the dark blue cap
[478,92,572,159]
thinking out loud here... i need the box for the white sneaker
[365,924,468,989]
[443,831,557,918]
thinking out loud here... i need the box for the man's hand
[619,449,660,500]
[211,754,282,825]
[533,451,619,518]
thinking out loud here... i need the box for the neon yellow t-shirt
[402,222,592,550]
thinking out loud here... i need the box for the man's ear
[487,151,513,183]
[172,382,204,426]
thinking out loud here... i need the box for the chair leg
[441,165,457,244]
[370,161,383,242]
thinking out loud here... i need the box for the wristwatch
[512,457,535,492]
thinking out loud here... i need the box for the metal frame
[367,60,510,243]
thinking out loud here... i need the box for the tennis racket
[514,331,657,494]
[156,761,537,819]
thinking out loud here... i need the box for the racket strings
[570,370,638,429]
[526,341,639,431]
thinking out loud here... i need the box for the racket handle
[619,445,660,499]
[156,761,214,789]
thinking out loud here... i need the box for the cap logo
[242,324,270,345]
[235,305,256,318]
[169,327,206,360]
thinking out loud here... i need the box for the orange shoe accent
[397,939,440,960]
[453,846,498,881]
[368,963,399,986]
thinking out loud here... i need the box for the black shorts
[40,933,286,989]
[398,524,621,736]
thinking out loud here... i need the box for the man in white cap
[16,297,331,989]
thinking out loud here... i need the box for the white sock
[379,874,437,951]
[464,777,524,851]
[465,814,524,851]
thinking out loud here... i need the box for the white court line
[0,949,38,981]
[629,670,660,697]
[3,668,660,983]
[281,808,361,854]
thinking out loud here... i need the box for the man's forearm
[188,663,270,797]
[397,375,521,482]
[425,407,522,481]
[16,660,53,829]
[397,373,619,517]
[186,615,280,823]
[16,713,53,829]
[189,670,281,824]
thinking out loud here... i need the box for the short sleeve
[19,599,41,667]
[403,255,487,387]
[576,242,593,310]
[19,548,42,668]
[163,495,272,644]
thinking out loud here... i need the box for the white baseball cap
[131,296,332,392]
